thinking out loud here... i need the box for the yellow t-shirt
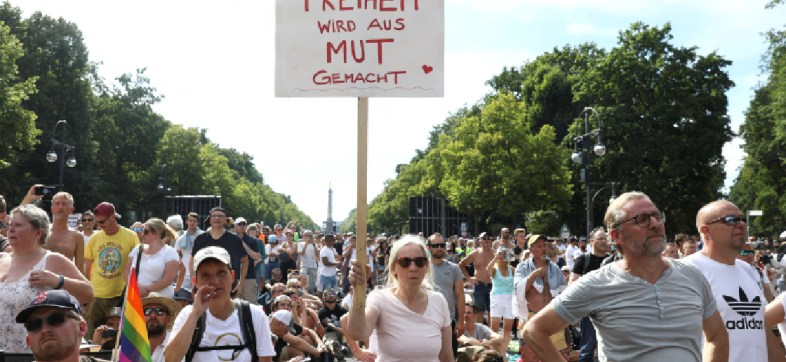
[85,227,140,298]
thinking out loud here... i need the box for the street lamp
[571,107,606,237]
[157,164,172,216]
[46,120,77,190]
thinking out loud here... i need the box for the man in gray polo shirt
[522,191,728,361]
[429,232,466,355]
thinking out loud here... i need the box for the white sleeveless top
[0,250,51,352]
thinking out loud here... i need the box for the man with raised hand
[523,191,727,361]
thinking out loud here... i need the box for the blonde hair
[386,235,434,290]
[144,218,177,242]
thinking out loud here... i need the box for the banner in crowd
[276,0,445,97]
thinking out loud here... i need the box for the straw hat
[142,292,182,328]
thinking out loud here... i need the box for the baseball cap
[16,290,82,323]
[270,310,297,334]
[268,235,278,243]
[93,202,116,218]
[193,246,231,271]
[323,289,337,300]
[235,217,247,225]
[528,234,548,248]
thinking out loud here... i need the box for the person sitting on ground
[317,289,347,329]
[457,301,504,362]
[271,294,322,346]
[92,307,122,350]
[17,290,109,362]
[269,310,326,362]
[283,288,324,338]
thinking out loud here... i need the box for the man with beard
[429,232,466,355]
[142,292,181,362]
[523,191,728,361]
[685,200,785,361]
[22,186,85,275]
[17,290,109,362]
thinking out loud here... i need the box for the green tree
[729,3,786,237]
[0,20,38,189]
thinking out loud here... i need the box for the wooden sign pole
[352,97,369,311]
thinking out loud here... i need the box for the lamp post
[157,164,171,216]
[571,107,606,237]
[46,120,77,190]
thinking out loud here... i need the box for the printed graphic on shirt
[723,287,763,330]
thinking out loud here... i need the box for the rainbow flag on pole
[118,269,151,362]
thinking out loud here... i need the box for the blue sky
[13,0,786,225]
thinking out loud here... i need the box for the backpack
[185,300,257,362]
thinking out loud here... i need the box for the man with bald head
[685,200,784,361]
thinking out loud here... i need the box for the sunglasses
[429,243,447,249]
[236,222,247,226]
[395,256,428,268]
[707,215,744,226]
[23,313,71,332]
[142,229,156,235]
[96,218,107,224]
[740,250,755,257]
[132,227,143,232]
[144,307,168,316]
[81,218,94,222]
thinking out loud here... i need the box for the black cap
[16,290,82,323]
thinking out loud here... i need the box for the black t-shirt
[318,304,348,327]
[192,230,249,281]
[239,233,260,279]
[335,240,344,255]
[571,253,606,275]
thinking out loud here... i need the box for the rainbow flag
[118,269,151,362]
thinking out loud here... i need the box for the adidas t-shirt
[684,252,766,362]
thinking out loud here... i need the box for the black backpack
[185,300,257,362]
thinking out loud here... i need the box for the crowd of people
[4,185,786,362]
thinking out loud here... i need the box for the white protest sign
[276,0,444,97]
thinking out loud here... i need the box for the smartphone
[102,328,118,338]
[34,185,57,197]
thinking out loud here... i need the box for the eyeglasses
[395,256,428,268]
[144,307,168,316]
[23,313,71,332]
[707,215,744,226]
[142,229,156,235]
[429,243,446,248]
[236,222,247,226]
[613,211,666,228]
[82,218,94,222]
[740,250,755,257]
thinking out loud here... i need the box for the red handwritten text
[312,69,407,85]
[367,18,405,31]
[327,38,394,64]
[305,0,419,12]
[317,19,357,33]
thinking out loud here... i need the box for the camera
[101,328,118,338]
[34,185,57,197]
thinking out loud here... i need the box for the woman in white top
[347,235,452,362]
[124,218,179,298]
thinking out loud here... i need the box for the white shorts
[489,293,514,320]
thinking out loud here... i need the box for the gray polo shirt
[432,259,465,321]
[551,258,716,362]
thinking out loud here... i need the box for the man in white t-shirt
[563,238,578,270]
[685,200,784,361]
[297,230,320,294]
[319,234,340,294]
[165,247,275,362]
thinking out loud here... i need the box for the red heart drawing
[422,65,433,74]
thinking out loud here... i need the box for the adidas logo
[722,287,763,330]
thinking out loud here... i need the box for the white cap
[193,246,231,271]
[270,310,296,334]
[235,217,247,225]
